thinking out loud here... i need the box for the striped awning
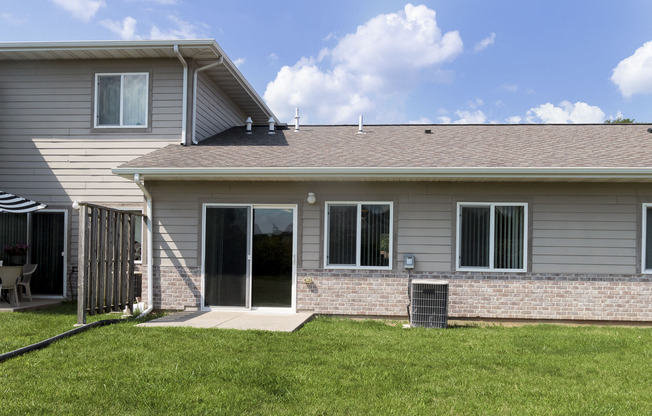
[0,191,47,213]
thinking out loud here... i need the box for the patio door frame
[27,209,68,298]
[201,203,297,313]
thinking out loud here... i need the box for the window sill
[456,267,527,273]
[92,126,151,134]
[325,265,393,271]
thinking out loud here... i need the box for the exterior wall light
[307,192,316,205]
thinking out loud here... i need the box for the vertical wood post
[112,211,120,311]
[77,205,88,325]
[120,215,129,310]
[89,207,98,314]
[105,211,115,311]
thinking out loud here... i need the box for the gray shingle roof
[118,124,652,170]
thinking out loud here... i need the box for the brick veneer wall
[152,265,202,310]
[297,269,652,322]
[149,266,652,322]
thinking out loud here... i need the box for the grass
[0,307,650,415]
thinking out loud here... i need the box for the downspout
[192,57,223,144]
[174,45,188,146]
[134,173,154,316]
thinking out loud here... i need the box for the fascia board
[111,166,652,181]
[0,39,216,53]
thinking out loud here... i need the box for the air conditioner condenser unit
[410,279,449,329]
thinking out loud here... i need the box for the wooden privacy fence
[77,202,143,324]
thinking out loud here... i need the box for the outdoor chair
[18,264,37,302]
[0,266,23,307]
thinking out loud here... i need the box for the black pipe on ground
[0,318,123,363]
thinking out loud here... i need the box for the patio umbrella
[0,191,47,213]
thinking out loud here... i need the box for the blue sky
[2,0,652,125]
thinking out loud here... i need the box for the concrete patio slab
[0,296,64,312]
[137,311,314,332]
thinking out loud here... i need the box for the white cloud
[467,97,483,109]
[100,16,139,40]
[101,14,204,40]
[264,3,463,124]
[451,109,487,124]
[526,101,605,123]
[506,116,522,124]
[408,116,434,124]
[474,32,496,52]
[50,0,105,22]
[150,15,205,39]
[500,83,518,92]
[233,57,246,68]
[611,40,652,97]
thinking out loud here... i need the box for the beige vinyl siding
[531,193,638,274]
[0,58,185,266]
[149,181,649,275]
[194,71,246,142]
[302,203,321,268]
[148,181,306,267]
[0,59,186,201]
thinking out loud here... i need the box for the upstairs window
[95,73,148,128]
[456,202,527,272]
[325,202,392,269]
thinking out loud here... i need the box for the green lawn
[0,306,650,415]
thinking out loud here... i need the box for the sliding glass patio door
[203,205,296,310]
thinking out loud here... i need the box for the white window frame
[324,201,393,270]
[456,202,528,272]
[201,203,298,312]
[642,203,652,273]
[94,72,149,128]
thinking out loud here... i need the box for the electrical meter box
[404,254,415,269]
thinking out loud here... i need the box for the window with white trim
[457,202,527,271]
[642,204,652,272]
[325,202,392,269]
[95,73,148,127]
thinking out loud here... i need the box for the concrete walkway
[137,310,314,332]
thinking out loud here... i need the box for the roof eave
[111,167,652,182]
[0,39,278,125]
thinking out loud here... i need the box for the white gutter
[113,167,652,182]
[191,57,223,144]
[174,44,188,146]
[133,173,154,314]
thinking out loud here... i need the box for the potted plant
[4,243,29,265]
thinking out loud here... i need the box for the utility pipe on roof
[192,56,224,144]
[174,45,189,146]
[134,173,154,314]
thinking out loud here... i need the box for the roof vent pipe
[294,108,300,132]
[245,117,253,134]
[357,115,364,134]
[268,117,276,135]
